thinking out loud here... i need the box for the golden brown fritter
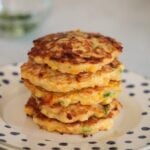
[25,97,121,123]
[25,97,121,135]
[21,59,123,92]
[24,80,121,106]
[28,30,122,74]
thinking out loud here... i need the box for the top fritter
[28,30,123,74]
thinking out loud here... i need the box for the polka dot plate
[0,64,150,150]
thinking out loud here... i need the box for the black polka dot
[0,139,6,142]
[2,79,10,84]
[141,127,150,131]
[21,139,28,142]
[92,147,100,150]
[138,135,147,139]
[4,125,11,128]
[59,142,68,146]
[12,63,17,66]
[123,69,129,73]
[51,147,61,150]
[88,141,97,144]
[19,80,23,83]
[22,147,31,150]
[143,90,150,94]
[107,141,116,145]
[0,133,5,136]
[0,95,2,99]
[126,84,135,88]
[37,143,46,146]
[45,139,51,141]
[0,147,7,150]
[12,72,19,76]
[125,140,132,143]
[126,131,134,134]
[122,79,126,83]
[141,82,149,86]
[129,93,135,96]
[74,148,80,150]
[109,147,118,150]
[141,112,148,115]
[10,132,20,135]
[0,72,4,76]
[147,143,150,145]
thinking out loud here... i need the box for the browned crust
[22,59,121,84]
[23,79,121,106]
[21,58,122,92]
[28,30,122,64]
[25,97,122,123]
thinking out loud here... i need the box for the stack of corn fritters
[21,30,123,135]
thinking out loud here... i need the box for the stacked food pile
[21,30,123,135]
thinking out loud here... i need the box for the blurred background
[0,0,150,77]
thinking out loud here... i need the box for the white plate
[0,64,150,150]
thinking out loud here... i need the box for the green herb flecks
[59,100,65,106]
[103,105,110,115]
[59,100,69,107]
[103,92,111,98]
[82,126,92,133]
